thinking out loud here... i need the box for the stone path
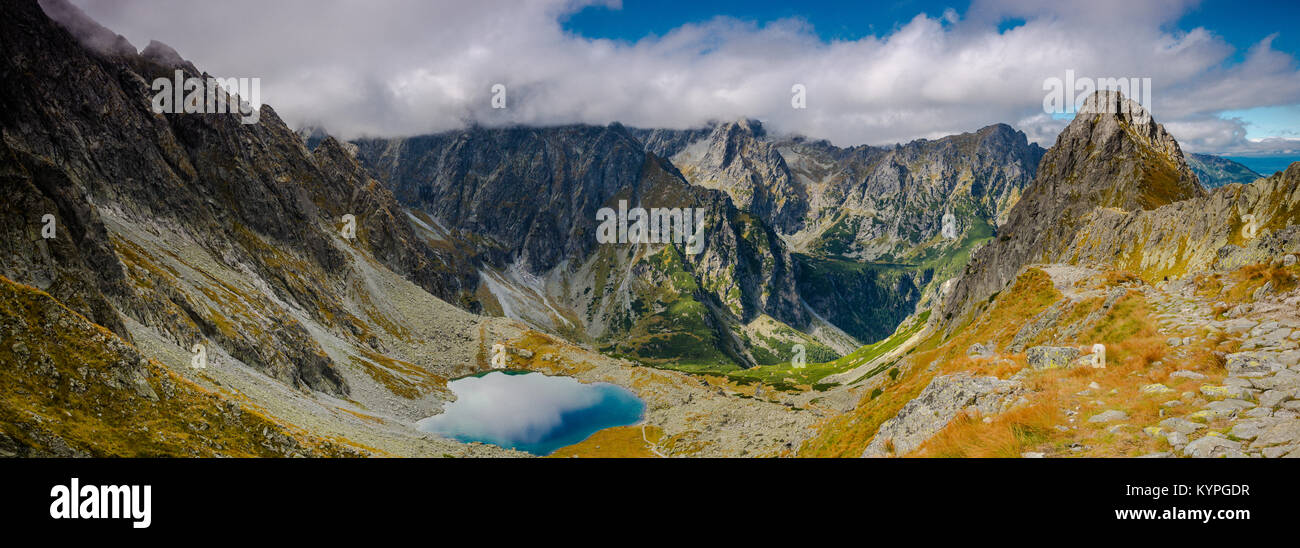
[1139,281,1300,458]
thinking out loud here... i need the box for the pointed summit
[1046,89,1203,211]
[940,90,1204,329]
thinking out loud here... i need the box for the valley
[2,0,1298,460]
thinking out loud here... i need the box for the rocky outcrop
[1026,345,1080,370]
[1064,164,1300,282]
[862,373,1025,457]
[665,119,810,235]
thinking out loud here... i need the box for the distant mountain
[347,119,1049,362]
[351,125,834,369]
[1186,153,1262,188]
[633,120,1044,342]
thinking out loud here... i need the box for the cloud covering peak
[67,0,1300,153]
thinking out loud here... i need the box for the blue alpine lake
[416,371,645,456]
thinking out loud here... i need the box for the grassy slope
[800,268,1061,457]
[801,260,1298,458]
[727,310,929,391]
[0,276,366,457]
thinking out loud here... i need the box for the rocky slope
[0,275,365,457]
[0,0,515,455]
[1187,153,1263,189]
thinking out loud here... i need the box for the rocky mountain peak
[724,118,766,138]
[37,0,136,59]
[139,40,197,72]
[1047,90,1202,211]
[939,90,1205,330]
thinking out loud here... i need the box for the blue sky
[564,0,1300,59]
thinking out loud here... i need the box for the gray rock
[861,373,1023,457]
[1159,417,1204,434]
[1182,436,1242,458]
[1230,418,1283,440]
[1263,445,1297,458]
[1170,370,1207,380]
[1088,410,1129,423]
[966,342,995,358]
[1252,421,1300,448]
[1200,384,1250,399]
[1027,346,1081,370]
[1226,352,1283,376]
[1245,407,1274,418]
[1250,370,1300,391]
[1193,399,1255,420]
[1260,389,1293,409]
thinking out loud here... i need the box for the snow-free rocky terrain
[2,0,1297,458]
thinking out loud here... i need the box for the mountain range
[3,0,1298,458]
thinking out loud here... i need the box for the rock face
[653,119,809,235]
[862,373,1023,457]
[0,0,481,395]
[942,91,1206,330]
[653,120,1044,259]
[1064,166,1300,282]
[352,126,827,367]
[649,120,1043,342]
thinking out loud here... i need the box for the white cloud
[69,0,1300,153]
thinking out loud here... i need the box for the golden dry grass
[547,425,665,458]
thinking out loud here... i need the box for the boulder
[1182,436,1244,458]
[1027,346,1081,370]
[862,373,1023,457]
[1088,410,1128,423]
